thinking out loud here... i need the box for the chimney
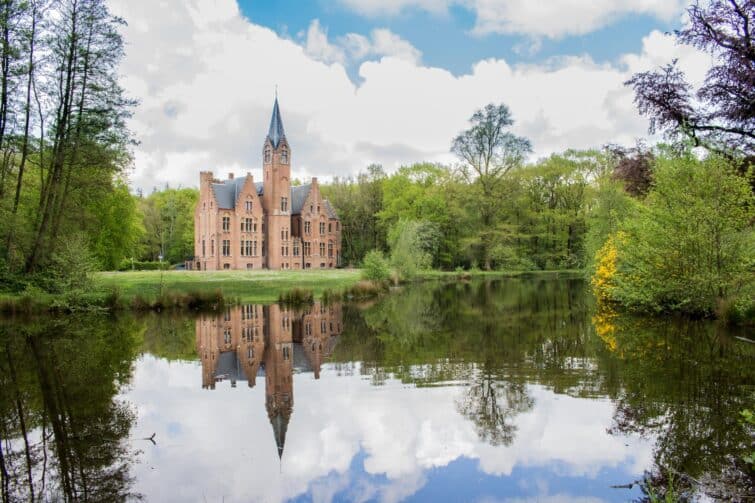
[228,172,234,180]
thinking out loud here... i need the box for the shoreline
[0,268,580,314]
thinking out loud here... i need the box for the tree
[626,0,755,160]
[605,154,754,315]
[90,179,144,269]
[388,219,432,280]
[607,142,654,197]
[25,0,135,272]
[451,103,531,269]
[137,188,197,264]
[379,163,463,268]
[321,164,386,265]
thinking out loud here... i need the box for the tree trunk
[5,3,37,260]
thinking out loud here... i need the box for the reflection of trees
[333,278,585,446]
[595,311,755,499]
[456,366,533,446]
[0,316,139,501]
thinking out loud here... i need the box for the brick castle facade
[194,98,342,270]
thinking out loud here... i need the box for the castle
[194,98,342,270]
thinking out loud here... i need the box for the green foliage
[45,234,98,294]
[361,249,391,282]
[321,164,386,265]
[378,163,463,268]
[90,179,145,270]
[278,287,314,306]
[137,187,198,264]
[608,155,754,315]
[584,175,635,274]
[116,259,170,271]
[388,219,432,280]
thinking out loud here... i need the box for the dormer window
[281,147,288,164]
[264,146,271,163]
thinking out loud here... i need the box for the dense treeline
[0,0,137,286]
[322,151,601,271]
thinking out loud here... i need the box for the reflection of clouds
[122,358,653,502]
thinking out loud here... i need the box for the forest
[0,0,751,320]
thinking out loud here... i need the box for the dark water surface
[1,278,753,502]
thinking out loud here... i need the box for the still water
[0,278,753,502]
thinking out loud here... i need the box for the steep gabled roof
[323,199,338,219]
[291,184,311,215]
[211,178,262,209]
[211,177,247,209]
[267,97,286,148]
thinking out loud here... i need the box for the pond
[0,277,753,502]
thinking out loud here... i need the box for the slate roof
[291,184,311,215]
[211,178,337,220]
[267,97,286,148]
[323,199,338,219]
[211,177,247,209]
[211,178,263,209]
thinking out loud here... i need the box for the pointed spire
[267,96,286,148]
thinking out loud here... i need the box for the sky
[107,0,713,193]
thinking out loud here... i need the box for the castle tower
[262,97,291,269]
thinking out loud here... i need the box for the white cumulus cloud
[108,0,709,193]
[338,0,687,38]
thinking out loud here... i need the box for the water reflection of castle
[196,303,342,457]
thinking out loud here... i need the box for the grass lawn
[95,268,363,303]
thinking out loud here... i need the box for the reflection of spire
[196,302,343,462]
[270,412,290,459]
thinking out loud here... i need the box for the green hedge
[117,260,171,271]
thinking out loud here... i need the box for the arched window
[281,147,288,164]
[264,146,271,163]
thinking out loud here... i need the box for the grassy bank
[96,269,363,304]
[0,268,583,314]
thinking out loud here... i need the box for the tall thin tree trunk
[26,0,79,272]
[5,2,37,260]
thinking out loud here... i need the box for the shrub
[346,280,389,299]
[279,288,314,306]
[388,220,432,280]
[596,155,754,316]
[361,250,391,282]
[44,235,98,295]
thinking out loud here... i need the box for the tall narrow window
[281,197,288,212]
[202,240,206,256]
[264,146,271,163]
[320,243,325,256]
[245,200,252,212]
[222,216,230,231]
[281,147,288,164]
[222,240,230,256]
